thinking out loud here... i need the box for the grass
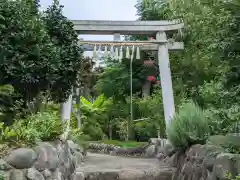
[99,140,147,148]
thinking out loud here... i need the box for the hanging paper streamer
[104,46,108,57]
[178,29,183,38]
[136,46,140,60]
[115,47,119,60]
[126,46,130,59]
[119,46,123,62]
[97,45,101,58]
[93,44,97,58]
[131,45,135,61]
[110,45,114,58]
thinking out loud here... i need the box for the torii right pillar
[156,31,175,128]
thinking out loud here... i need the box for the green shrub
[100,140,147,148]
[225,173,240,180]
[26,112,64,141]
[68,128,83,141]
[0,121,39,148]
[0,170,4,180]
[0,111,64,149]
[167,101,210,150]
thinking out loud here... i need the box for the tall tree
[0,0,58,106]
[43,0,83,102]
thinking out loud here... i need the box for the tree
[137,0,240,135]
[42,0,83,102]
[136,88,165,138]
[95,56,157,101]
[0,0,59,108]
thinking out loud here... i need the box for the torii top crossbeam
[71,20,184,35]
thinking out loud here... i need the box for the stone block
[5,148,37,169]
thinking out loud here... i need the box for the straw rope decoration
[84,41,142,60]
[79,41,157,46]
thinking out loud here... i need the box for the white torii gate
[61,20,184,129]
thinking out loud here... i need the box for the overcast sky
[40,0,138,41]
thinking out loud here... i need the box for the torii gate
[61,20,184,129]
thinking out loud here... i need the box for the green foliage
[167,101,210,150]
[73,95,110,140]
[133,121,157,141]
[0,85,14,117]
[42,0,83,102]
[95,57,156,101]
[225,173,240,180]
[199,80,240,135]
[116,120,128,140]
[0,121,38,147]
[100,140,147,148]
[0,170,4,180]
[0,111,63,148]
[132,0,240,141]
[68,128,83,141]
[0,0,82,119]
[24,111,63,141]
[0,0,58,103]
[136,89,165,138]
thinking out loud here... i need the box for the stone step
[74,153,173,180]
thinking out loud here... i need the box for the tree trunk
[108,123,112,140]
[75,87,81,129]
[142,81,151,98]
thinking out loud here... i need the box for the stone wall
[162,144,240,180]
[1,140,84,180]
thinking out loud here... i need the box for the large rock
[1,140,78,180]
[152,168,173,180]
[84,171,120,180]
[119,170,146,180]
[68,140,78,153]
[41,169,52,179]
[157,143,175,157]
[72,171,85,180]
[33,142,59,171]
[169,143,239,180]
[208,134,240,148]
[67,140,84,155]
[213,153,239,179]
[52,168,64,180]
[148,138,159,144]
[26,168,45,180]
[0,159,12,170]
[144,145,156,157]
[56,141,75,179]
[5,169,26,180]
[5,148,37,169]
[203,145,224,171]
[72,151,84,167]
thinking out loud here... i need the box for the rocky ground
[75,152,173,180]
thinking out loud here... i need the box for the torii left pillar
[156,31,175,128]
[60,93,72,121]
[60,91,72,139]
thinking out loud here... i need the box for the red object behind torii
[147,76,156,82]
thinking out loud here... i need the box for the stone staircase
[75,152,173,180]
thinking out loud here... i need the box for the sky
[40,0,138,41]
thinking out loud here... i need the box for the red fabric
[147,76,156,82]
[148,37,153,41]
